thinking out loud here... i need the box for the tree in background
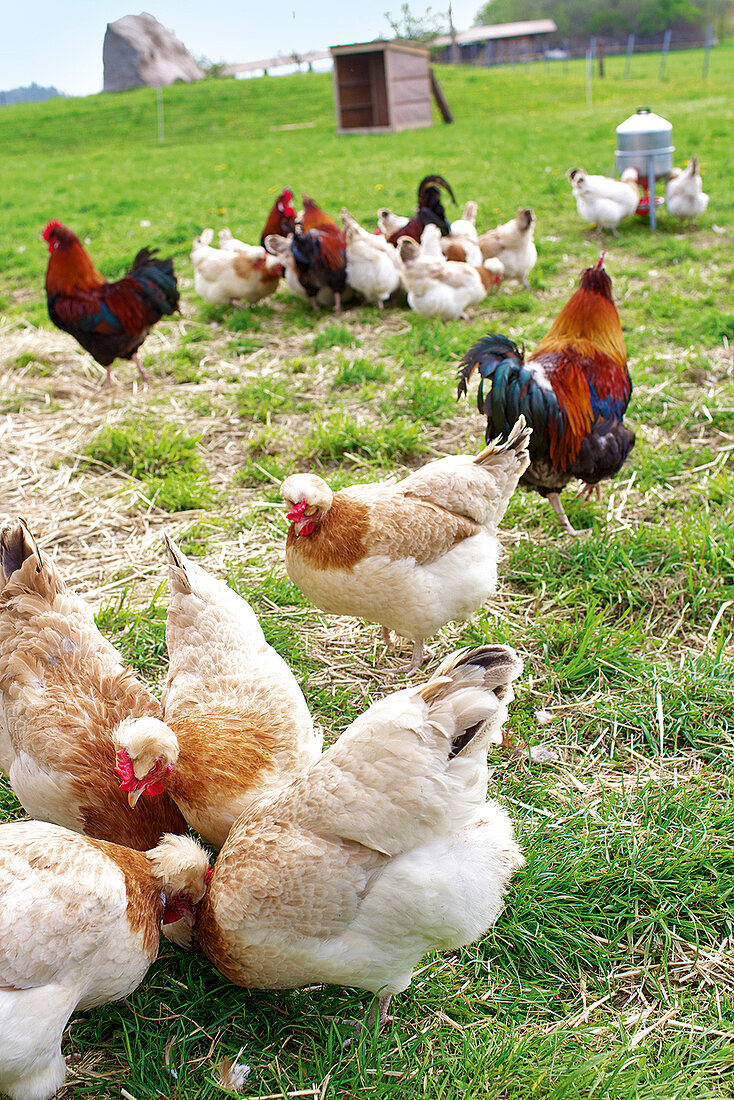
[384,4,448,40]
[472,0,731,37]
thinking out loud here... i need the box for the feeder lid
[616,107,672,135]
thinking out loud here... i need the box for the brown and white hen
[196,645,524,1033]
[280,419,530,672]
[113,536,322,847]
[0,520,187,850]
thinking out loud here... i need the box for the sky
[4,1,483,97]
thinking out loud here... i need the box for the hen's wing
[397,417,531,528]
[258,646,522,856]
[0,823,136,990]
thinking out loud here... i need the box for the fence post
[703,23,713,78]
[659,29,672,80]
[624,33,634,78]
[563,39,569,74]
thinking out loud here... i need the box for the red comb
[42,220,63,242]
[286,500,308,523]
[596,250,607,269]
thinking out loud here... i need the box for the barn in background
[433,20,558,65]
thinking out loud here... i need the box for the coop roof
[433,20,557,47]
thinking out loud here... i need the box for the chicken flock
[0,150,711,1096]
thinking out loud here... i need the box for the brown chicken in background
[43,220,179,387]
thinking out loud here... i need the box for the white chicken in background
[417,222,447,261]
[217,227,251,252]
[280,418,531,672]
[478,208,537,289]
[190,228,282,307]
[567,168,640,237]
[195,645,525,1033]
[397,234,487,322]
[0,823,210,1100]
[113,536,321,848]
[341,208,402,309]
[377,208,409,238]
[665,156,709,228]
[442,201,484,266]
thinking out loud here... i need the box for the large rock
[103,13,204,92]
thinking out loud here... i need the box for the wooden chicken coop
[330,39,433,134]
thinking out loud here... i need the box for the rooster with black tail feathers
[458,252,634,534]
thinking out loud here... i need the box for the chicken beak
[127,787,144,809]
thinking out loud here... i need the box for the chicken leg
[548,492,578,536]
[397,640,424,676]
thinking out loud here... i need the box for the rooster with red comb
[458,252,635,534]
[42,220,179,387]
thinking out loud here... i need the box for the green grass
[0,42,733,1100]
[84,421,213,511]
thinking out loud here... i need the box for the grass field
[0,42,733,1100]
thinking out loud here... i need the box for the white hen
[0,823,210,1100]
[665,156,709,228]
[568,168,640,236]
[190,229,282,307]
[341,208,402,308]
[478,207,537,288]
[280,418,531,672]
[441,201,484,265]
[196,645,524,1031]
[397,234,487,321]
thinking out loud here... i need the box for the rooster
[290,194,347,312]
[458,253,634,534]
[280,419,530,672]
[259,188,296,246]
[43,220,179,387]
[386,174,456,246]
[0,823,210,1100]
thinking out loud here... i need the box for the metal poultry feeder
[615,107,674,229]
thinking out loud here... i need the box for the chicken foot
[396,640,424,676]
[331,995,393,1046]
[547,492,578,536]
